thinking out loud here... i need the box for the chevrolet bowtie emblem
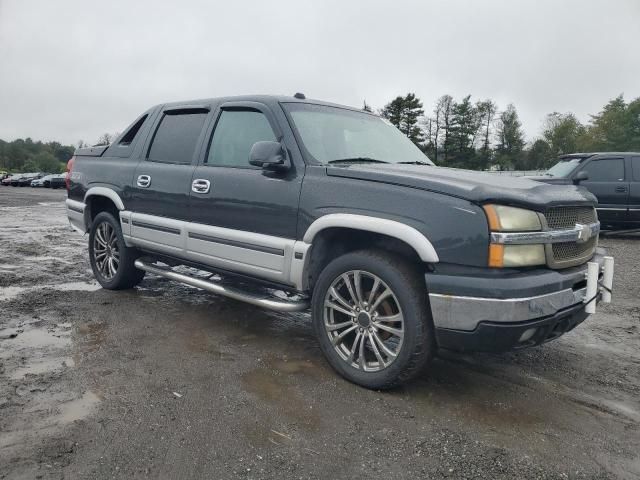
[575,223,591,244]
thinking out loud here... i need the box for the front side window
[207,110,276,168]
[283,103,433,165]
[582,158,625,182]
[148,111,208,164]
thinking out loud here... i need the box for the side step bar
[134,259,309,312]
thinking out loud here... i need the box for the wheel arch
[299,214,439,292]
[83,187,125,230]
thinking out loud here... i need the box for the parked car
[9,174,24,186]
[1,174,15,185]
[31,174,55,187]
[65,94,615,389]
[49,174,66,189]
[16,173,42,187]
[530,153,640,228]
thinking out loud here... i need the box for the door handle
[191,179,211,194]
[137,175,151,188]
[615,186,627,192]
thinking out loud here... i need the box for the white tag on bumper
[584,255,614,314]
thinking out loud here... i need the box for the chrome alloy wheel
[323,270,404,372]
[93,222,119,280]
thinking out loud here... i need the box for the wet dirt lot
[1,187,639,479]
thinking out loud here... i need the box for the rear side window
[119,115,148,146]
[148,111,208,164]
[581,158,625,182]
[207,110,276,168]
[632,156,640,181]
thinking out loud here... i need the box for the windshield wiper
[397,160,431,165]
[327,157,390,164]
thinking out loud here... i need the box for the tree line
[0,134,114,174]
[0,138,75,173]
[379,93,640,170]
[2,94,638,173]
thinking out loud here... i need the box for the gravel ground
[0,187,639,479]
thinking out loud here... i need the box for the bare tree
[95,133,116,146]
[475,100,498,169]
[432,109,441,163]
[420,116,435,159]
[434,95,454,164]
[431,95,453,163]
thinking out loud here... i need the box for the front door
[187,102,304,284]
[577,156,629,225]
[628,155,640,223]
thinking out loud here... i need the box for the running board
[134,259,309,312]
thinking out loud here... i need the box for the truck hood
[326,164,596,210]
[525,175,573,185]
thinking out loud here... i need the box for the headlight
[489,244,546,267]
[483,204,542,232]
[484,204,545,268]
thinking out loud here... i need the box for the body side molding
[302,213,439,263]
[84,187,126,211]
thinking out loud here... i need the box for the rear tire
[89,211,145,290]
[311,249,434,390]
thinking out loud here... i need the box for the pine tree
[447,95,478,167]
[381,93,424,145]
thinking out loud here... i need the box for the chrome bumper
[429,255,608,332]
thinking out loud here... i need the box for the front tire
[89,211,145,290]
[311,250,434,389]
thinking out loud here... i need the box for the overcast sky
[1,0,638,146]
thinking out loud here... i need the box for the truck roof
[559,152,640,159]
[154,94,373,115]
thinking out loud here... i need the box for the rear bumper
[427,249,609,352]
[66,198,86,233]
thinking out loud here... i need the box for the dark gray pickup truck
[530,152,640,228]
[65,94,614,389]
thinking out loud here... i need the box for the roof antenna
[294,92,306,99]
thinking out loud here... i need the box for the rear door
[127,106,210,254]
[186,101,304,284]
[629,155,640,223]
[577,156,629,224]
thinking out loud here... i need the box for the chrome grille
[544,206,598,268]
[545,206,597,229]
[551,237,597,262]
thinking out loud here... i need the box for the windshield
[284,103,434,165]
[546,157,585,177]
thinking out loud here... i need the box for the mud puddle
[0,281,100,301]
[0,311,100,468]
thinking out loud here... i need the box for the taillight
[65,156,75,191]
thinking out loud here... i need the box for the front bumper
[427,248,611,352]
[435,302,590,352]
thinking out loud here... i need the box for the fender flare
[84,187,125,211]
[302,213,439,263]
